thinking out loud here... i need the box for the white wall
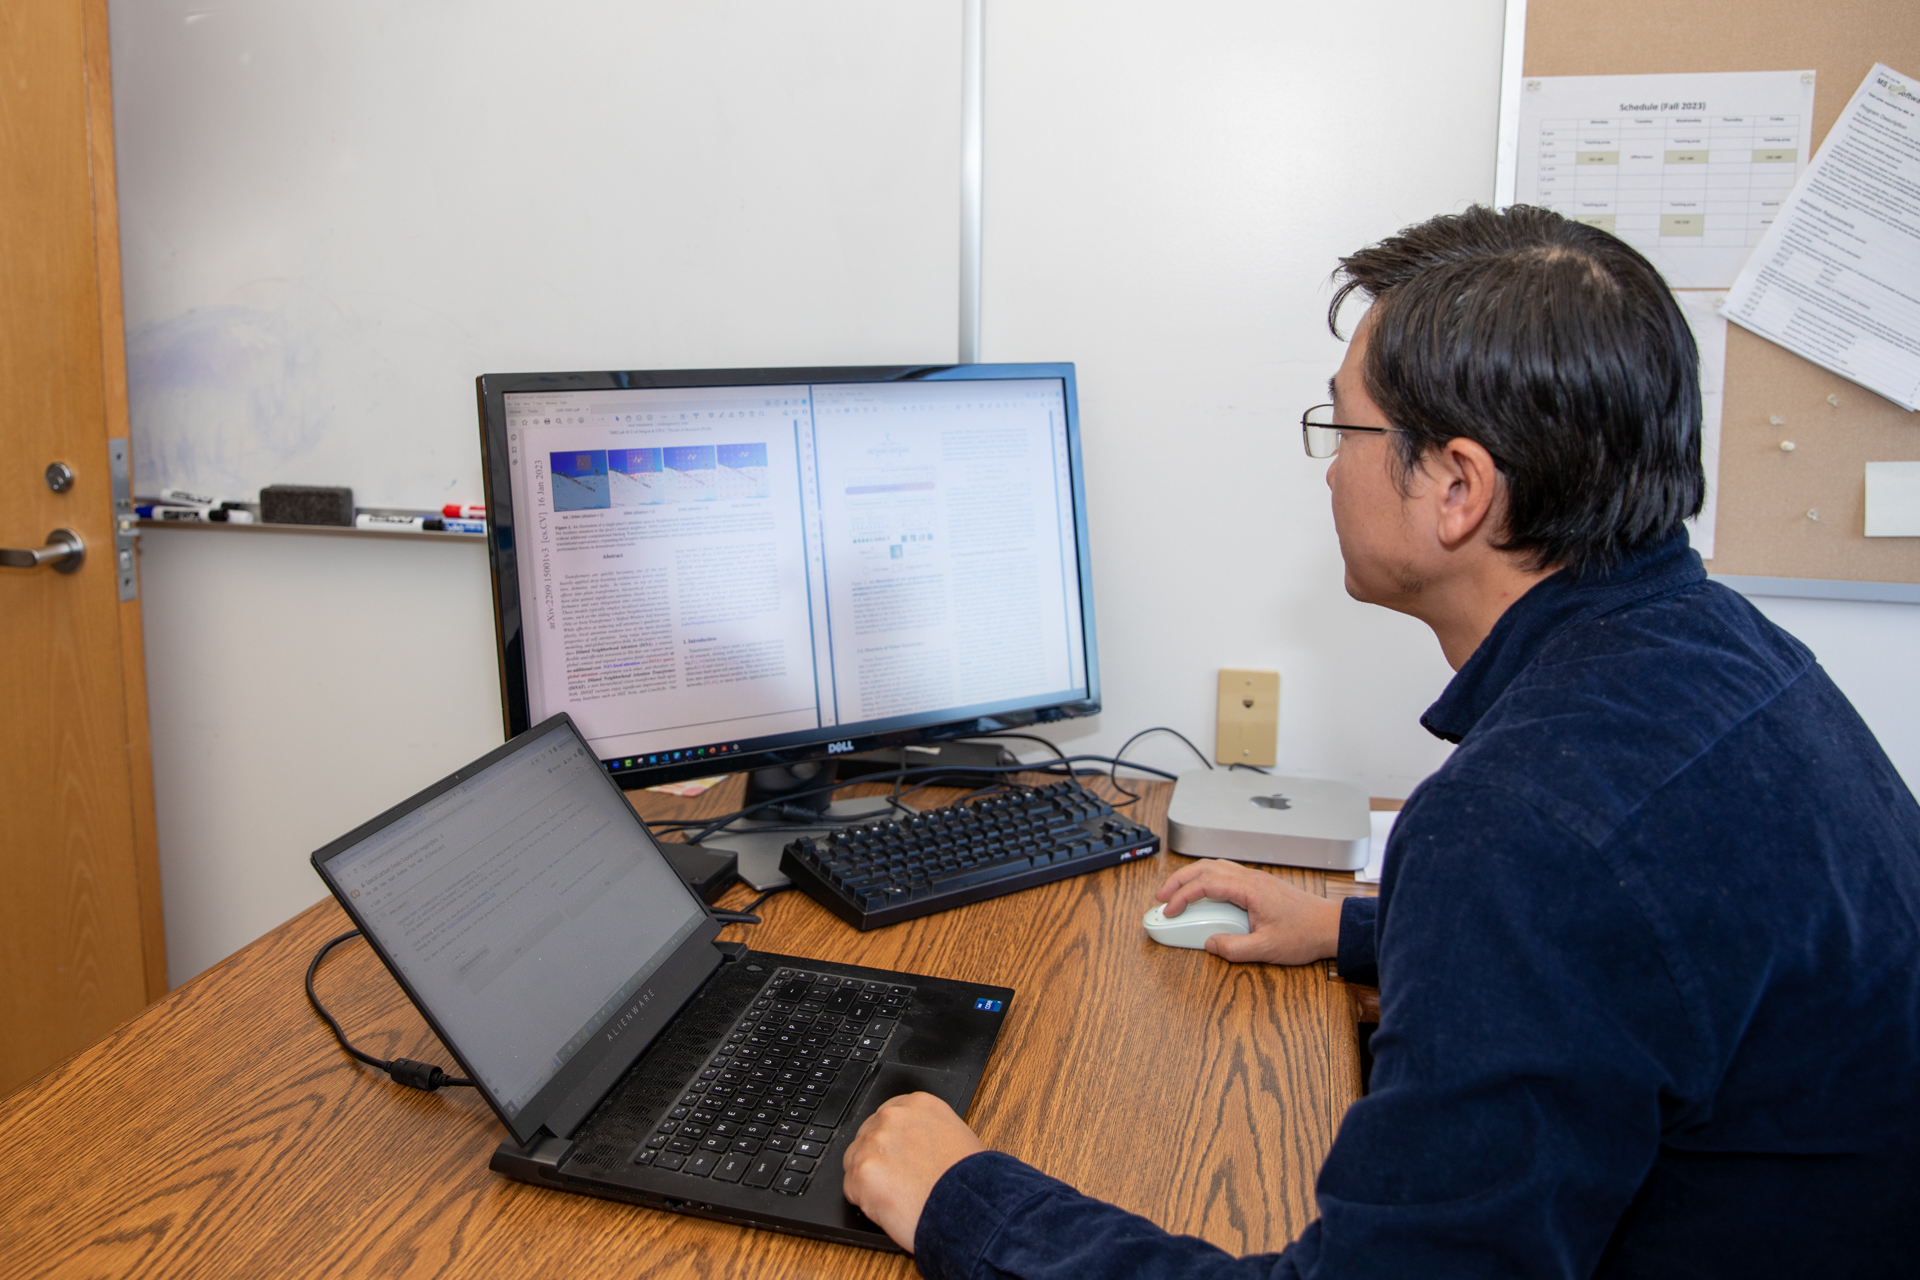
[139,527,501,986]
[121,0,1920,987]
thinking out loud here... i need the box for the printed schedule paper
[1510,70,1816,288]
[1724,65,1920,412]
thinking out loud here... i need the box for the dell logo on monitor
[1251,794,1292,811]
[826,740,856,754]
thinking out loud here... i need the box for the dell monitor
[475,363,1100,800]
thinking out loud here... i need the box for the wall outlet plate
[1216,668,1279,767]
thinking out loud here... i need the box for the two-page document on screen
[1725,65,1920,411]
[501,380,1088,764]
[1509,70,1816,289]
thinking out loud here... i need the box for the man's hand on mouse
[842,1091,985,1251]
[1156,859,1343,965]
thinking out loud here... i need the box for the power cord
[1108,726,1214,806]
[305,929,475,1093]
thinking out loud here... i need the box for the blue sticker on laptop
[974,998,1003,1012]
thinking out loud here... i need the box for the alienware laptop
[311,713,1012,1249]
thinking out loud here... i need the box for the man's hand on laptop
[842,1091,985,1251]
[1157,859,1343,965]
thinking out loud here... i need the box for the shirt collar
[1419,531,1706,744]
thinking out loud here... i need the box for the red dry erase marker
[441,503,486,519]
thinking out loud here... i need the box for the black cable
[305,929,474,1092]
[1108,726,1214,808]
[1228,762,1272,774]
[965,732,1075,774]
[740,884,795,916]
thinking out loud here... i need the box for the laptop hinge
[714,940,749,964]
[490,1131,576,1182]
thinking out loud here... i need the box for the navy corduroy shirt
[912,533,1920,1278]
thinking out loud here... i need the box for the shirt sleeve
[914,1151,1302,1280]
[1335,896,1379,986]
[913,780,1701,1280]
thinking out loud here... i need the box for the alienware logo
[1251,794,1292,811]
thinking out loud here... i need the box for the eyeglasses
[1301,404,1395,459]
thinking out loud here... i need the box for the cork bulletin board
[1522,0,1920,584]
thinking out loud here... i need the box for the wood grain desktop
[0,777,1377,1278]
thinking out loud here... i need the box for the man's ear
[1428,437,1504,551]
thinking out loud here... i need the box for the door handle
[0,528,85,573]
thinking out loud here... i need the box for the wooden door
[1,0,166,1096]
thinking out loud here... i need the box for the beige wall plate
[1216,668,1279,767]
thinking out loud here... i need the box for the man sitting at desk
[840,205,1920,1276]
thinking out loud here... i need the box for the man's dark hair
[1330,205,1703,578]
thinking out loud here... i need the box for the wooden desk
[0,777,1366,1278]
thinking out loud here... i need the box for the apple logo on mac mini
[1251,794,1292,811]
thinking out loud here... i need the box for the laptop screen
[315,720,708,1119]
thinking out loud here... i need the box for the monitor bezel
[476,362,1101,790]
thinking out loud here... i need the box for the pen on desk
[442,503,486,519]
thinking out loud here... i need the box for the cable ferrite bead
[388,1058,451,1091]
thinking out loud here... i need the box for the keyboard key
[633,1148,657,1165]
[775,1171,809,1195]
[803,1125,835,1143]
[683,1152,719,1177]
[656,1153,686,1171]
[666,1138,697,1155]
[765,1134,795,1152]
[711,1153,750,1183]
[731,1138,762,1154]
[785,1155,817,1174]
[776,1121,803,1138]
[743,1155,783,1189]
[793,1138,826,1159]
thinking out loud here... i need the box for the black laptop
[310,713,1012,1249]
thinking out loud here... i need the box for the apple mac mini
[1166,769,1371,870]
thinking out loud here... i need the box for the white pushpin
[1780,441,1796,452]
[1770,414,1786,426]
[1828,394,1841,406]
[1807,509,1820,521]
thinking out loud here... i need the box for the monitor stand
[697,795,911,891]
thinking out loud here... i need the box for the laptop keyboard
[632,967,912,1195]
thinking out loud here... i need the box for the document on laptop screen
[320,723,706,1118]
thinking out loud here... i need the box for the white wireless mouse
[1142,898,1250,949]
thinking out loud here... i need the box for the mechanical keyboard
[779,780,1160,929]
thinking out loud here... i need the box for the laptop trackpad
[854,1061,978,1125]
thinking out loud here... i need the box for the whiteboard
[108,0,962,510]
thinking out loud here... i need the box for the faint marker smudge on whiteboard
[125,300,333,502]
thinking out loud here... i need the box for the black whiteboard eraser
[260,485,355,527]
